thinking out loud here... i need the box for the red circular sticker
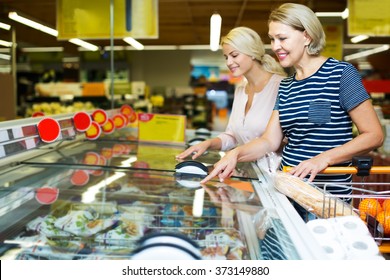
[113,144,126,156]
[129,112,137,123]
[120,104,134,116]
[37,118,61,143]
[83,151,100,165]
[123,114,129,126]
[91,109,108,126]
[85,121,102,140]
[113,114,126,129]
[122,144,131,155]
[73,112,92,132]
[102,118,115,134]
[35,187,59,205]
[70,170,90,186]
[91,155,106,176]
[101,147,113,159]
[32,112,45,118]
[133,161,150,178]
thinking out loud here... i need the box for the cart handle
[282,166,390,174]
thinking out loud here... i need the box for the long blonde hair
[221,26,286,76]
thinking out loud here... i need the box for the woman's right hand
[200,148,239,183]
[176,140,210,160]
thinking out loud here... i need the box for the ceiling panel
[0,0,388,62]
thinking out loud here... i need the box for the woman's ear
[303,30,312,46]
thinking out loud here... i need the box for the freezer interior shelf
[7,201,250,260]
[0,164,301,260]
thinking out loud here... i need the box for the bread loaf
[274,171,358,218]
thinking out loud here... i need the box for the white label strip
[0,145,5,158]
[11,127,24,139]
[0,130,9,142]
[25,138,37,150]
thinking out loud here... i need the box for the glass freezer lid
[0,164,271,260]
[20,139,259,180]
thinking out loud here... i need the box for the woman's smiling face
[222,43,253,77]
[268,21,309,68]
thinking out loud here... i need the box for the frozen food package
[273,171,359,218]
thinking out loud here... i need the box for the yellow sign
[138,113,186,144]
[56,0,158,40]
[136,144,183,170]
[322,24,343,60]
[348,0,390,36]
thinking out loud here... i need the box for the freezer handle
[282,166,390,174]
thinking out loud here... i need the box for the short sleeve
[273,95,280,110]
[339,63,370,112]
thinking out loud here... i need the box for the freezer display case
[0,112,327,260]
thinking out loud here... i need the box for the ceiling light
[21,47,64,52]
[179,45,210,50]
[0,22,11,31]
[123,37,144,50]
[351,35,370,44]
[316,8,349,19]
[104,46,128,51]
[9,12,58,37]
[69,38,99,51]
[62,57,80,63]
[143,45,178,50]
[344,44,390,61]
[210,13,222,51]
[9,12,98,51]
[341,8,349,19]
[0,53,11,61]
[0,40,12,48]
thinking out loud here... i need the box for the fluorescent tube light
[62,57,79,63]
[143,45,178,50]
[0,53,11,60]
[69,38,99,51]
[0,22,11,30]
[210,13,222,51]
[179,45,210,50]
[9,12,98,51]
[22,47,64,52]
[351,35,369,44]
[123,37,144,50]
[316,8,349,19]
[0,40,12,47]
[9,12,58,36]
[344,44,390,61]
[102,45,216,51]
[341,8,349,19]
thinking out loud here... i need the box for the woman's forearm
[207,138,223,150]
[235,137,276,162]
[321,131,384,167]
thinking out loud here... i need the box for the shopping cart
[284,160,390,254]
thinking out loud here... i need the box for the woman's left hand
[288,156,329,181]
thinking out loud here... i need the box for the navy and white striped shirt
[275,58,370,195]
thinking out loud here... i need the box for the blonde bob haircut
[268,3,326,55]
[221,26,286,76]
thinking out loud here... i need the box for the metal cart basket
[311,164,390,254]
